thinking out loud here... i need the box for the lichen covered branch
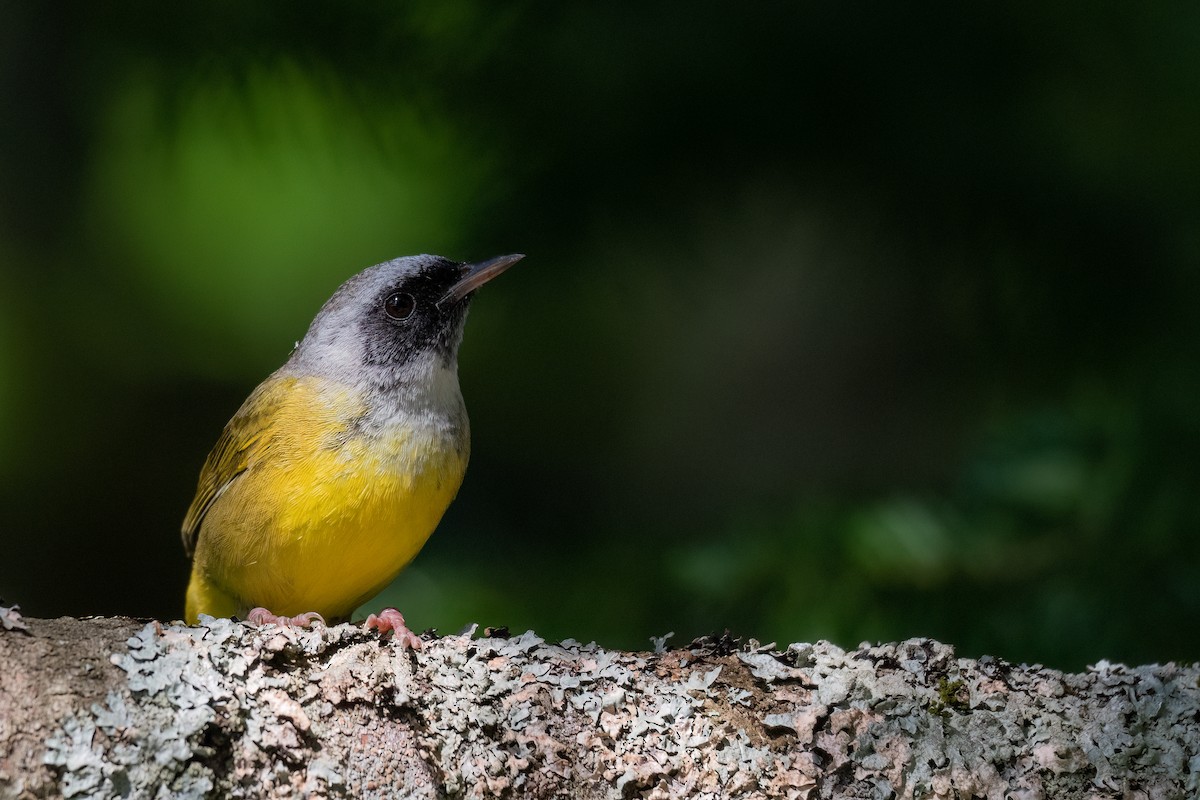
[0,614,1196,798]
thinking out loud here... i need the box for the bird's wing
[181,377,295,558]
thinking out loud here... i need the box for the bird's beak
[439,253,525,306]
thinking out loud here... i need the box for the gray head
[285,253,523,387]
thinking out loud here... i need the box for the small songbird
[181,253,523,646]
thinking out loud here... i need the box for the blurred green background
[2,2,1198,670]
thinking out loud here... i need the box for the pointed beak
[439,253,525,306]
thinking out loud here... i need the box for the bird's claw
[247,607,326,628]
[365,608,423,650]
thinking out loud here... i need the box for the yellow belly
[185,384,468,622]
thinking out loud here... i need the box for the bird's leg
[246,607,326,628]
[364,607,423,649]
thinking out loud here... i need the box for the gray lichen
[0,605,28,633]
[13,618,1200,799]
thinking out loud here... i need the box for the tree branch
[0,613,1196,799]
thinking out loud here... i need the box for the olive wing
[180,377,295,557]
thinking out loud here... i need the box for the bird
[181,253,523,647]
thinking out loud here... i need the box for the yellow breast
[186,376,468,622]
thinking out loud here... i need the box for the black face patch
[359,257,470,368]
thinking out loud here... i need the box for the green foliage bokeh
[1,2,1197,669]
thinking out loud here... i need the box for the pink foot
[364,608,423,650]
[246,607,326,628]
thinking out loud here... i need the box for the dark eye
[384,292,415,320]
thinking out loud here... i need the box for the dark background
[2,2,1197,670]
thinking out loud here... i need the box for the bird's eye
[384,292,416,320]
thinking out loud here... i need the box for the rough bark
[0,610,1196,799]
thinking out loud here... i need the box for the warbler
[181,253,523,645]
